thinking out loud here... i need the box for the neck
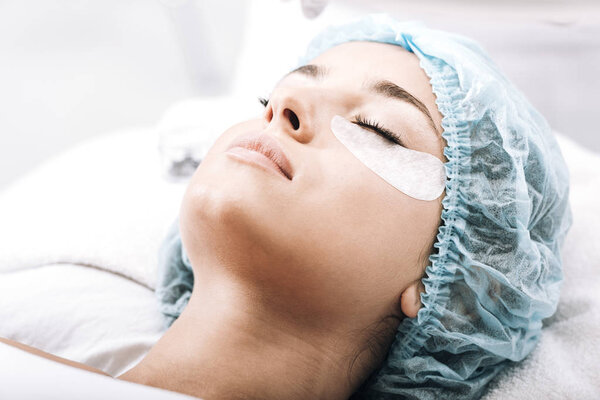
[117,276,359,400]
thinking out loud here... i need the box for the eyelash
[257,97,403,147]
[352,115,403,146]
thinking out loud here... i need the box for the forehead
[308,41,444,133]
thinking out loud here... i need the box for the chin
[179,165,265,248]
[181,176,245,234]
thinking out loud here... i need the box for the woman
[2,14,572,400]
[118,37,446,399]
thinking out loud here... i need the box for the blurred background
[1,0,599,190]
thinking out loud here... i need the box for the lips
[225,132,294,180]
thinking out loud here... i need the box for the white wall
[0,1,196,190]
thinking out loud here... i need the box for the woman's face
[180,41,446,333]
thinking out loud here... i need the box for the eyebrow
[369,80,438,132]
[286,64,328,80]
[286,64,440,135]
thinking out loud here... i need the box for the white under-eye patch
[330,115,446,201]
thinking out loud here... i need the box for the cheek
[285,172,438,318]
[316,157,441,274]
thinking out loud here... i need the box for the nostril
[283,108,300,130]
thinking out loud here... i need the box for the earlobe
[400,280,425,319]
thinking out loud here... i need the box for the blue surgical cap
[155,13,573,400]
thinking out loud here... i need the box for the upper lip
[226,132,294,180]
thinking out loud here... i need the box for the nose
[263,87,315,144]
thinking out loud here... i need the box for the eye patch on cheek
[330,115,446,201]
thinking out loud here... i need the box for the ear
[400,279,425,319]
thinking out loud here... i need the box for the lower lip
[225,146,289,179]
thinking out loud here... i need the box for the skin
[2,41,447,400]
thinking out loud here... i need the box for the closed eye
[258,97,405,148]
[352,115,406,147]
